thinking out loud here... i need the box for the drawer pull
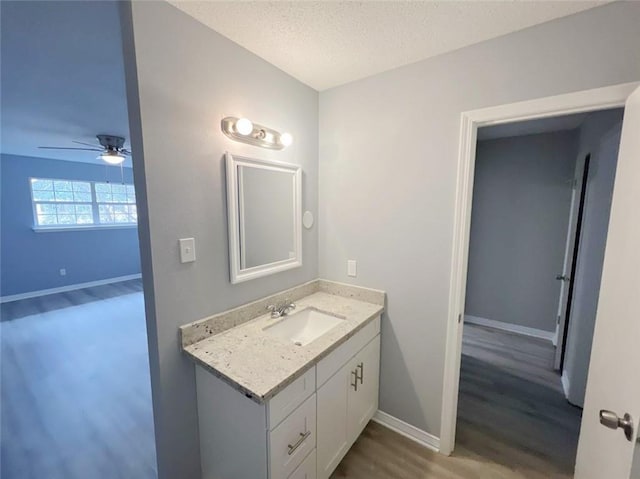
[357,362,364,385]
[351,370,358,391]
[287,430,311,455]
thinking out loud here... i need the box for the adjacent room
[0,2,156,478]
[3,2,640,479]
[458,108,623,477]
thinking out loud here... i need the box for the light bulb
[280,132,293,147]
[100,151,126,165]
[235,118,253,136]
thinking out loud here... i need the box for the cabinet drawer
[268,367,316,430]
[288,449,316,479]
[317,316,380,387]
[269,394,316,479]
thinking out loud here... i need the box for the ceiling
[0,1,610,166]
[0,1,131,166]
[168,1,610,91]
[477,112,591,141]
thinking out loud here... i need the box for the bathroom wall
[120,3,319,478]
[563,108,624,407]
[0,154,140,297]
[465,131,578,334]
[319,1,640,439]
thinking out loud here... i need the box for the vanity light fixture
[221,116,292,150]
[280,132,293,147]
[235,118,253,136]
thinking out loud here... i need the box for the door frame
[555,153,591,371]
[439,81,640,456]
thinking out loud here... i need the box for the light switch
[347,260,357,277]
[179,238,196,263]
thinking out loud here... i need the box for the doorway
[461,111,623,473]
[458,108,624,475]
[440,82,640,469]
[0,2,157,477]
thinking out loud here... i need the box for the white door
[574,86,640,478]
[633,442,640,479]
[554,153,588,370]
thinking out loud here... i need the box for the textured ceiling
[0,1,611,165]
[169,1,610,91]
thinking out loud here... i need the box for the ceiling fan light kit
[99,150,126,165]
[38,134,131,165]
[221,116,293,150]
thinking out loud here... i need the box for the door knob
[599,410,634,441]
[556,274,570,281]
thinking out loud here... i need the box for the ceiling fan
[38,134,131,165]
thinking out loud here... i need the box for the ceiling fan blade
[120,149,132,156]
[38,146,103,152]
[72,140,101,148]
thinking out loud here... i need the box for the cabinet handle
[351,370,358,391]
[287,430,311,455]
[357,362,364,385]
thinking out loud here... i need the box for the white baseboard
[0,274,142,303]
[561,372,570,399]
[464,315,555,343]
[372,410,440,452]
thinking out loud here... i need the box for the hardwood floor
[2,285,580,479]
[332,324,582,479]
[1,279,143,321]
[0,280,157,479]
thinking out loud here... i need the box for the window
[30,178,137,229]
[95,182,138,224]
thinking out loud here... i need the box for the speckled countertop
[182,288,384,403]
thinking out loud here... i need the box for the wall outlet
[59,268,66,276]
[347,260,357,277]
[179,238,196,263]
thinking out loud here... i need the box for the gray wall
[319,2,640,438]
[120,3,319,478]
[564,109,624,407]
[0,154,140,296]
[465,131,578,332]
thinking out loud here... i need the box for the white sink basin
[263,307,345,346]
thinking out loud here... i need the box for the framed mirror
[225,152,302,284]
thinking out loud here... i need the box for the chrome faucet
[266,299,296,318]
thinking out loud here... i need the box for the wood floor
[0,280,157,479]
[332,324,582,479]
[2,285,580,479]
[1,279,143,321]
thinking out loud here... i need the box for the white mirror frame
[225,152,302,284]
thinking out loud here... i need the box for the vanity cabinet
[316,335,380,479]
[195,316,380,479]
[347,336,380,444]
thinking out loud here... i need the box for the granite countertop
[182,291,384,403]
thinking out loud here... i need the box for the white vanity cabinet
[195,316,380,479]
[316,325,380,479]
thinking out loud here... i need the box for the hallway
[458,323,582,476]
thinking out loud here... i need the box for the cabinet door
[347,335,380,443]
[316,361,350,479]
